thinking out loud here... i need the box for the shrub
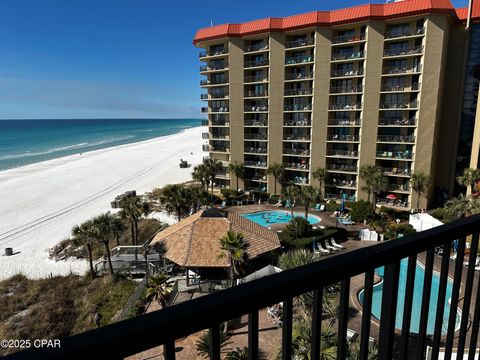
[220,188,238,198]
[284,217,312,239]
[268,195,281,205]
[324,201,339,212]
[350,200,375,223]
[249,190,270,202]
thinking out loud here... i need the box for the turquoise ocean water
[0,119,200,171]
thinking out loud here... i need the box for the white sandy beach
[0,126,205,280]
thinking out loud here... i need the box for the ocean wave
[0,135,137,161]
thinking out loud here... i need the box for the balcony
[199,48,227,57]
[381,83,420,92]
[202,144,209,151]
[377,135,415,143]
[327,134,359,142]
[244,76,268,83]
[210,134,229,140]
[283,148,310,156]
[200,64,226,72]
[289,175,309,185]
[244,120,267,126]
[326,179,356,188]
[328,119,361,126]
[378,118,416,126]
[200,79,228,86]
[376,150,413,160]
[284,162,310,171]
[331,69,364,78]
[202,132,209,139]
[285,55,313,65]
[328,103,362,111]
[244,43,269,53]
[326,150,358,157]
[331,50,365,61]
[244,133,268,141]
[18,210,480,360]
[383,45,423,57]
[385,27,425,39]
[284,104,312,111]
[326,164,358,173]
[332,32,366,44]
[382,65,422,75]
[285,39,315,48]
[379,102,417,110]
[201,120,208,126]
[283,119,311,127]
[244,160,267,168]
[244,90,268,98]
[381,167,412,176]
[204,107,229,113]
[387,183,410,192]
[285,73,314,81]
[283,134,311,141]
[330,85,363,94]
[284,88,313,96]
[210,121,230,127]
[244,58,269,68]
[244,147,267,154]
[244,105,268,112]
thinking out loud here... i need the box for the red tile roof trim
[193,0,479,45]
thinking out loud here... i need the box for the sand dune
[0,126,205,279]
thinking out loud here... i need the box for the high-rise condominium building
[194,0,480,209]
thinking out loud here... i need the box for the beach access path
[0,126,205,280]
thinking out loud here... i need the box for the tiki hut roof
[150,208,281,268]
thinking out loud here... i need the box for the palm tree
[360,165,387,208]
[312,167,327,199]
[157,184,191,221]
[410,172,432,210]
[299,186,318,219]
[119,195,150,245]
[291,317,338,360]
[444,194,480,219]
[188,184,208,213]
[146,272,173,308]
[225,347,267,360]
[196,327,232,358]
[228,162,245,193]
[457,167,480,195]
[219,231,248,287]
[72,219,97,279]
[192,163,210,193]
[204,158,224,201]
[111,216,126,247]
[92,213,115,277]
[267,163,285,195]
[359,165,377,203]
[282,185,301,218]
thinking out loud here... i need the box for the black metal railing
[285,55,314,65]
[383,45,424,57]
[285,73,313,81]
[332,33,366,44]
[331,68,364,78]
[244,43,269,52]
[285,38,315,48]
[331,50,365,61]
[384,27,425,39]
[284,88,313,96]
[244,58,269,68]
[9,216,480,360]
[382,65,422,75]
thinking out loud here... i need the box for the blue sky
[0,0,468,119]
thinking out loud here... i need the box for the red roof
[193,0,477,45]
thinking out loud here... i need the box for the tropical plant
[410,172,432,210]
[284,217,312,240]
[192,163,210,193]
[312,167,327,199]
[155,184,191,221]
[360,165,387,208]
[228,162,245,193]
[219,231,249,287]
[350,200,375,223]
[72,219,97,279]
[457,167,480,195]
[189,184,208,213]
[282,185,301,218]
[92,212,116,276]
[300,186,318,219]
[347,338,379,360]
[196,327,232,358]
[119,195,150,245]
[444,194,480,219]
[225,347,267,360]
[145,272,172,308]
[267,163,285,195]
[204,157,224,201]
[111,216,126,247]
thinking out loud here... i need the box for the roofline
[193,0,479,46]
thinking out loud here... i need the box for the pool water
[240,211,320,227]
[358,258,461,335]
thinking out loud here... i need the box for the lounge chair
[316,242,331,255]
[221,201,227,209]
[285,200,292,208]
[340,218,355,225]
[329,238,345,249]
[324,240,339,252]
[313,203,321,211]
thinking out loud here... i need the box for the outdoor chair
[329,238,345,249]
[316,242,331,255]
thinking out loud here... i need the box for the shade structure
[386,194,398,200]
[150,208,281,268]
[239,264,282,283]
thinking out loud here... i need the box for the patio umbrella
[386,194,397,200]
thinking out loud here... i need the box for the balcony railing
[332,32,366,43]
[283,148,310,155]
[285,55,313,65]
[383,45,424,57]
[285,39,315,48]
[379,102,417,109]
[244,160,267,167]
[244,147,267,154]
[387,184,410,192]
[244,105,268,112]
[244,43,269,52]
[199,48,227,57]
[283,134,311,141]
[244,133,268,140]
[385,27,425,39]
[210,121,229,126]
[289,175,309,185]
[326,150,359,157]
[284,104,312,111]
[244,76,268,83]
[326,164,358,172]
[381,83,420,92]
[200,79,228,86]
[284,88,313,96]
[200,64,226,72]
[330,85,363,94]
[329,103,362,110]
[245,90,268,97]
[210,134,229,140]
[285,73,313,80]
[326,180,356,188]
[201,120,208,126]
[244,120,267,126]
[328,119,361,126]
[378,118,416,126]
[381,167,412,176]
[376,150,413,159]
[331,68,364,78]
[244,58,269,68]
[382,65,422,75]
[377,135,415,143]
[284,162,310,170]
[16,211,480,360]
[283,120,311,126]
[327,134,359,142]
[331,50,365,61]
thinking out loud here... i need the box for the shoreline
[0,126,205,280]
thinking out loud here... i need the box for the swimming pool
[358,258,461,335]
[240,211,321,227]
